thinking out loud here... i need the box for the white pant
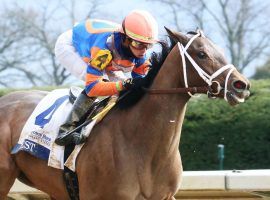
[54,30,87,81]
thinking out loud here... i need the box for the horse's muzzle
[232,80,250,92]
[226,79,251,106]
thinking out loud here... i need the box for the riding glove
[122,77,146,90]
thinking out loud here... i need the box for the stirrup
[55,131,77,146]
[55,131,86,146]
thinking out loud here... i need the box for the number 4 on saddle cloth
[11,87,117,171]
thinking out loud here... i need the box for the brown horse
[0,28,250,200]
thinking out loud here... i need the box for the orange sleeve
[87,81,123,96]
[85,70,123,97]
[132,60,150,76]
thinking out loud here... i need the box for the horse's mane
[118,37,176,109]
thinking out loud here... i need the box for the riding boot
[55,91,94,146]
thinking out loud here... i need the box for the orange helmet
[121,10,158,44]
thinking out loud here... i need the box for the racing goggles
[129,39,153,50]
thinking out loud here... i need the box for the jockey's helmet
[121,10,158,44]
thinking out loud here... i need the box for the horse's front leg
[0,154,19,199]
[0,127,20,199]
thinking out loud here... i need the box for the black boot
[55,91,94,146]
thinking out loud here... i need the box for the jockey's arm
[131,58,150,78]
[85,57,150,97]
[54,29,87,81]
[85,66,124,97]
[85,48,124,97]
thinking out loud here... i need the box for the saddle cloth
[11,87,117,171]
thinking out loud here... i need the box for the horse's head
[165,27,250,106]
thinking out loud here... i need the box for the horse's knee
[0,184,11,200]
[0,194,7,200]
[0,177,17,200]
[0,156,18,197]
[0,156,16,176]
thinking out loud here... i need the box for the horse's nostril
[232,80,247,91]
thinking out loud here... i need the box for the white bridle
[177,31,235,102]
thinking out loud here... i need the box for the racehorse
[0,27,250,200]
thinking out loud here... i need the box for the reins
[143,86,208,94]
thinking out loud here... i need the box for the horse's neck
[136,95,188,155]
[127,46,190,160]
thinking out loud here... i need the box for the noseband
[146,31,235,102]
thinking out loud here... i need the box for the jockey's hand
[122,77,146,90]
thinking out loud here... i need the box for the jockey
[54,10,159,146]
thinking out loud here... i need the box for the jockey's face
[129,39,153,50]
[129,44,147,58]
[126,37,153,58]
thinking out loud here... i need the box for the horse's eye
[197,51,207,59]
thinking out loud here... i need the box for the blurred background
[1,0,269,88]
[1,0,269,171]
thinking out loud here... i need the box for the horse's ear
[164,26,189,45]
